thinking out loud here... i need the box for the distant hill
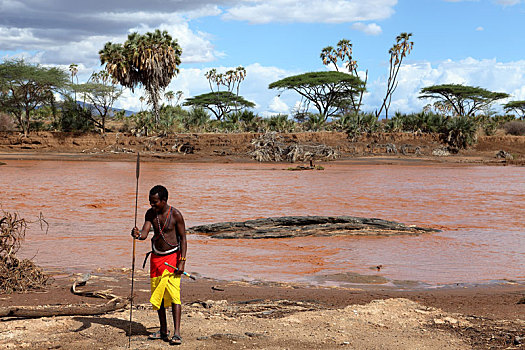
[74,101,136,117]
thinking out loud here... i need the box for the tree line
[1,29,524,148]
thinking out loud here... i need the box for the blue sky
[1,0,524,116]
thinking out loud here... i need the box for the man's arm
[131,210,153,240]
[174,210,187,274]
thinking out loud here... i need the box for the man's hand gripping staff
[164,262,196,280]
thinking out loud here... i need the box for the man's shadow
[72,316,149,336]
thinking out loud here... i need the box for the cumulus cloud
[0,0,229,67]
[268,96,290,114]
[352,22,383,35]
[475,26,484,31]
[223,0,397,24]
[364,58,525,114]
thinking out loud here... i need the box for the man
[131,185,187,345]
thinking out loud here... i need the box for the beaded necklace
[155,206,178,247]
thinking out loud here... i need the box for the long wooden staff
[129,152,140,348]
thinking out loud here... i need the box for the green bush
[185,107,210,131]
[476,114,516,136]
[262,114,295,132]
[442,116,478,149]
[237,110,261,132]
[57,98,94,132]
[157,105,186,134]
[385,112,445,133]
[304,113,325,131]
[128,111,154,136]
[341,112,381,137]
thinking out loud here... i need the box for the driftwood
[0,273,128,318]
[251,132,339,162]
[187,216,439,239]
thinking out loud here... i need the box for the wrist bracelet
[179,257,186,261]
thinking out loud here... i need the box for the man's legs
[157,301,168,335]
[172,303,181,337]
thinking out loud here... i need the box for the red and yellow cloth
[149,252,181,310]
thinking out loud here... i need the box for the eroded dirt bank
[1,131,524,164]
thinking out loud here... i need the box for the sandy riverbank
[0,269,523,349]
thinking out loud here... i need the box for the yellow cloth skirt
[150,269,181,309]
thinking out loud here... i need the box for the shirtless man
[131,185,187,345]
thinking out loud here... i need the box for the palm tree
[165,90,175,106]
[376,32,414,119]
[69,63,79,101]
[175,91,183,106]
[99,30,182,125]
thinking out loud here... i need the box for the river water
[1,160,523,287]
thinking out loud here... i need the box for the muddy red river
[1,160,524,287]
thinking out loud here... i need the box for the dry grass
[0,211,50,294]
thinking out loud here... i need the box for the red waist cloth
[150,251,180,278]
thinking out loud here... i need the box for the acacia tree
[99,30,182,124]
[419,84,509,117]
[503,100,525,120]
[74,70,123,133]
[320,39,368,115]
[376,32,414,119]
[269,71,365,121]
[183,91,255,120]
[0,60,68,136]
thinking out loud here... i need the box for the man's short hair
[150,185,168,201]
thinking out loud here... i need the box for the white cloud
[446,0,522,4]
[364,58,525,114]
[352,22,382,35]
[1,20,219,73]
[496,0,521,5]
[223,0,397,24]
[129,21,222,63]
[268,96,290,114]
[475,26,484,31]
[0,1,228,67]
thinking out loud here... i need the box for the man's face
[149,194,166,213]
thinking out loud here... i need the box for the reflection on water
[1,160,524,286]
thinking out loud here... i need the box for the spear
[129,152,140,348]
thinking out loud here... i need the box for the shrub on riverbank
[503,120,525,136]
[0,212,49,294]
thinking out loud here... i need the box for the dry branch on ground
[251,132,339,162]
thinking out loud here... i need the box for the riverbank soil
[0,270,523,349]
[0,131,524,165]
